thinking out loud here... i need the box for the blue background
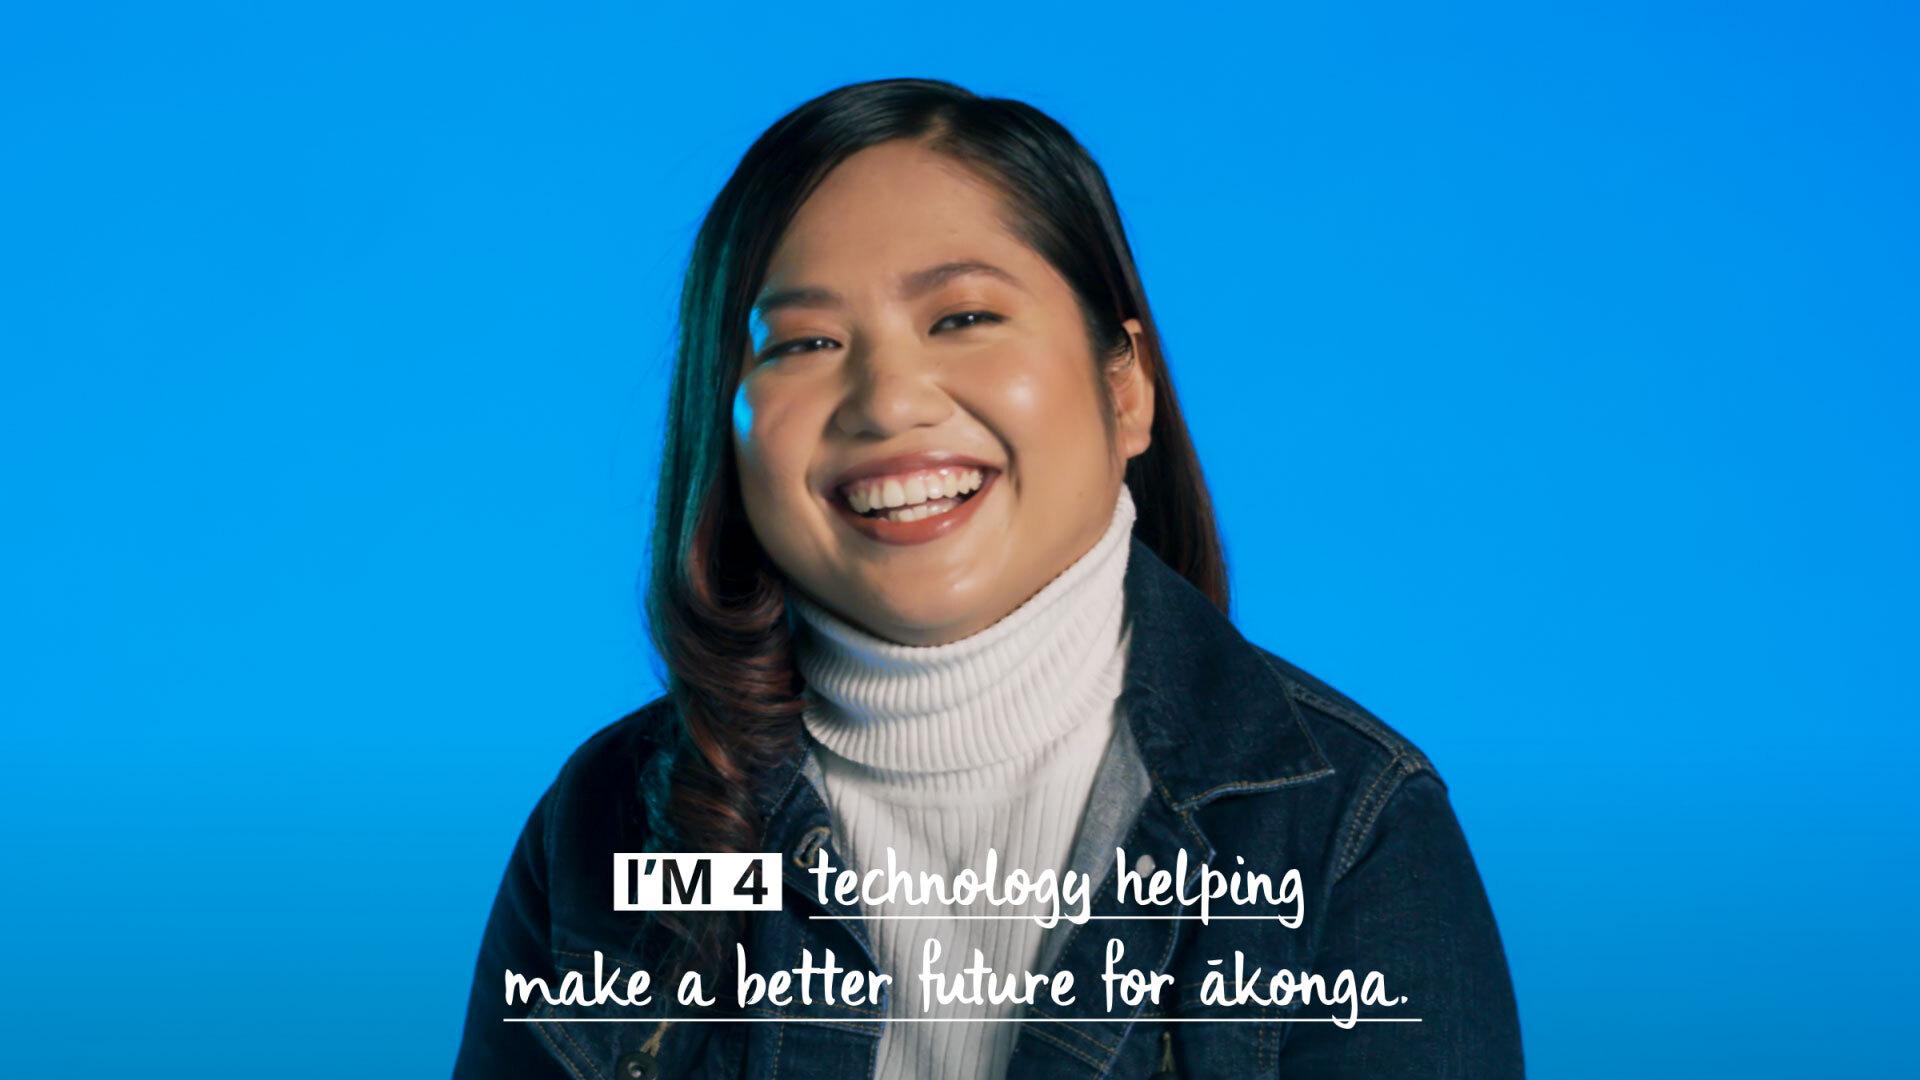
[4,2,1914,1076]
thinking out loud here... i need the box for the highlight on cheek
[731,381,756,442]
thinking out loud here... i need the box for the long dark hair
[642,77,1227,978]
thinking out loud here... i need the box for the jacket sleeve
[451,784,574,1079]
[1276,766,1525,1078]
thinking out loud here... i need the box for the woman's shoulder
[1248,644,1443,788]
[531,695,677,860]
[550,693,677,787]
[1202,643,1481,891]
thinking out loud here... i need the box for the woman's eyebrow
[752,260,1026,318]
[900,259,1025,299]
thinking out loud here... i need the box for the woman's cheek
[730,384,787,506]
[735,379,832,512]
[732,376,803,457]
[984,358,1094,474]
[962,349,1049,423]
[729,379,760,448]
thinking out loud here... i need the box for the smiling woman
[732,138,1155,645]
[455,77,1523,1080]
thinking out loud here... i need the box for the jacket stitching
[529,1028,588,1080]
[527,1003,586,1080]
[1338,754,1405,880]
[1025,1023,1111,1070]
[1289,685,1384,736]
[769,1011,785,1080]
[552,1017,606,1080]
[1250,651,1340,765]
[1336,753,1421,881]
[741,1005,887,1024]
[755,738,815,842]
[1135,679,1333,808]
[1173,768,1338,811]
[534,955,642,1080]
[554,947,648,972]
[1256,1001,1274,1072]
[750,1016,881,1036]
[1024,1003,1121,1056]
[1286,683,1437,777]
[529,1000,605,1080]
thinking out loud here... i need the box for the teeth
[879,497,963,523]
[842,467,987,516]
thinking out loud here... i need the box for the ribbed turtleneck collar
[788,483,1136,774]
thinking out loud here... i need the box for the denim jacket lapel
[1115,536,1334,810]
[1003,536,1336,1077]
[730,750,887,1075]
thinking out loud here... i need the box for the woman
[455,77,1522,1079]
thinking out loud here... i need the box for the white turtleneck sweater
[787,483,1137,1080]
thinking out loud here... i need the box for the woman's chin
[841,589,1005,647]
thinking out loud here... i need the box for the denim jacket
[454,537,1524,1078]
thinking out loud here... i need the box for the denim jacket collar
[1110,534,1335,811]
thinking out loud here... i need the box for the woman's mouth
[830,465,998,545]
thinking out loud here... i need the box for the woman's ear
[1109,317,1155,461]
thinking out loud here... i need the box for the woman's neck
[787,483,1137,775]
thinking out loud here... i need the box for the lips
[829,450,998,491]
[824,451,1002,547]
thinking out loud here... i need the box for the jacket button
[793,824,832,869]
[616,1050,659,1080]
[1135,853,1155,876]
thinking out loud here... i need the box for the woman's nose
[832,345,953,438]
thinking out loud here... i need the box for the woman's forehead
[767,147,1022,269]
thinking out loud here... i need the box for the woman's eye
[757,314,1000,363]
[759,336,838,362]
[933,311,1003,333]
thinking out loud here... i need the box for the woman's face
[731,139,1153,646]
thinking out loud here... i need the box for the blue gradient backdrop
[4,3,1914,1076]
